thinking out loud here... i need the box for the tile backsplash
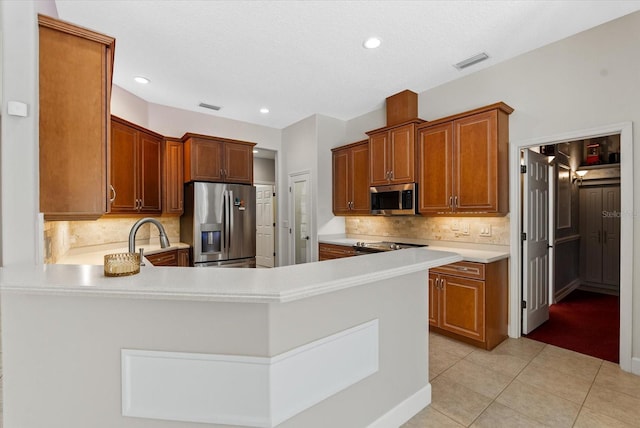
[44,217,180,264]
[345,215,510,245]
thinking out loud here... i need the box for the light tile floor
[404,332,640,427]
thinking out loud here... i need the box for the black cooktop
[353,241,427,253]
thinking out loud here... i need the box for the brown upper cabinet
[367,120,423,186]
[183,134,255,184]
[332,140,370,215]
[163,137,184,215]
[38,15,115,220]
[417,103,513,215]
[109,117,162,215]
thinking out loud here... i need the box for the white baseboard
[122,319,379,427]
[631,357,640,376]
[554,278,581,303]
[367,384,431,428]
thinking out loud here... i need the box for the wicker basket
[104,253,140,277]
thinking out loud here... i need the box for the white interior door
[522,149,550,334]
[256,185,275,267]
[289,172,312,265]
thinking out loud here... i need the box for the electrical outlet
[461,222,470,235]
[479,224,492,237]
[450,220,460,231]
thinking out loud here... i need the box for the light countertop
[57,242,190,265]
[319,234,510,264]
[0,248,461,303]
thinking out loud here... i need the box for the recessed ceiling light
[253,149,259,154]
[134,76,150,84]
[260,107,269,114]
[363,37,381,49]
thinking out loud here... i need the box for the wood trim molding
[417,102,514,130]
[38,14,115,48]
[111,115,165,139]
[365,119,425,136]
[330,139,368,152]
[181,132,257,147]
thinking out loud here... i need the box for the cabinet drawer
[319,243,356,260]
[431,261,485,280]
[146,250,178,266]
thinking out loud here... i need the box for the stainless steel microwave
[370,183,417,215]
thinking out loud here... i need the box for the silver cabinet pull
[110,185,116,203]
[454,196,458,208]
[449,196,453,208]
[454,266,469,272]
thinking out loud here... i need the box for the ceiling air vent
[453,52,489,70]
[198,102,221,111]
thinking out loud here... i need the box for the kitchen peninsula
[0,248,461,428]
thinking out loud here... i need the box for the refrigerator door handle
[222,190,229,255]
[228,190,234,252]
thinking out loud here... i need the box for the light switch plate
[461,223,470,235]
[479,224,492,237]
[8,101,28,117]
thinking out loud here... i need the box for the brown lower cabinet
[318,243,356,261]
[429,259,508,350]
[146,248,190,267]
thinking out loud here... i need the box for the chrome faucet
[128,217,170,253]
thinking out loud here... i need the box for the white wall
[111,85,149,127]
[316,114,346,236]
[254,157,275,184]
[147,103,281,151]
[279,115,317,264]
[410,12,640,358]
[0,1,39,266]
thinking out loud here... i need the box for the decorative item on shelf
[608,152,620,163]
[573,169,588,184]
[586,143,601,165]
[104,253,140,277]
[540,145,555,156]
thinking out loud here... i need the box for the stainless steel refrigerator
[181,182,256,267]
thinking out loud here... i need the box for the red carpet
[525,289,619,363]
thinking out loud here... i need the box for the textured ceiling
[55,1,640,129]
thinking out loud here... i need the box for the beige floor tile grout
[422,334,639,428]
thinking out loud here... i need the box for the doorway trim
[509,122,634,372]
[288,170,314,265]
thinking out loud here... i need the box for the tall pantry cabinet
[579,185,620,291]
